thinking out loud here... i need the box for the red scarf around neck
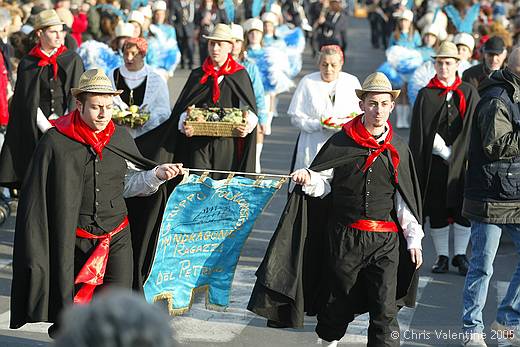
[426,75,467,119]
[28,44,67,80]
[200,54,244,104]
[342,115,400,184]
[52,109,115,159]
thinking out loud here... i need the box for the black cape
[409,82,479,210]
[134,67,258,170]
[0,50,84,188]
[126,67,259,287]
[10,126,162,329]
[247,129,423,328]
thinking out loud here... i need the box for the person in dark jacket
[461,47,520,346]
[170,0,195,69]
[410,41,480,276]
[462,36,507,91]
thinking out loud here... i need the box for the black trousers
[177,32,194,68]
[316,224,399,346]
[74,225,133,295]
[368,13,387,49]
[425,156,470,228]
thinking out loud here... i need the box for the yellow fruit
[129,105,139,114]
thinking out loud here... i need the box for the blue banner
[143,173,284,315]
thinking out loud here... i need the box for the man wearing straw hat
[135,23,258,177]
[410,41,479,276]
[9,69,184,338]
[0,9,84,189]
[249,72,423,347]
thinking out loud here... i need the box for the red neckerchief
[52,109,115,159]
[426,74,467,119]
[28,44,67,80]
[200,54,244,103]
[342,115,400,184]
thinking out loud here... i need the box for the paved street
[0,17,518,346]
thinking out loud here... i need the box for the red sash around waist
[73,216,129,305]
[349,219,398,232]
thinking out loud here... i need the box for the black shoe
[48,323,60,339]
[266,319,289,328]
[452,254,469,276]
[432,255,449,273]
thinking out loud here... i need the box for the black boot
[266,319,289,328]
[432,255,449,273]
[452,254,469,276]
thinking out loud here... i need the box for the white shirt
[301,126,424,250]
[123,161,166,198]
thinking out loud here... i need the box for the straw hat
[128,10,145,26]
[202,23,234,42]
[115,22,135,38]
[243,18,263,33]
[355,72,400,99]
[71,69,123,97]
[432,41,461,60]
[230,23,244,41]
[152,0,167,12]
[453,32,475,51]
[261,12,279,26]
[33,9,64,30]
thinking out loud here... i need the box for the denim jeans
[462,221,520,333]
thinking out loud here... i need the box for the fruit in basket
[321,112,358,129]
[129,105,139,114]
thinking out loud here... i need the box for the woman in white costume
[288,44,361,190]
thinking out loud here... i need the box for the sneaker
[462,332,487,346]
[491,321,520,346]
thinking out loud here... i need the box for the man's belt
[74,216,129,304]
[349,219,398,232]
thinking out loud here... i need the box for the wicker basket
[185,120,243,137]
[185,107,246,137]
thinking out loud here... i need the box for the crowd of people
[0,0,519,346]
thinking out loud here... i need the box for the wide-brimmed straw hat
[34,9,65,30]
[71,69,123,97]
[202,23,234,42]
[355,72,400,99]
[432,41,461,60]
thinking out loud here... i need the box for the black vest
[78,147,128,232]
[466,85,520,202]
[38,66,65,117]
[437,96,463,146]
[114,68,147,107]
[331,151,396,225]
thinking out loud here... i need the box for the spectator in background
[315,0,348,58]
[463,36,507,91]
[389,9,421,49]
[128,10,145,38]
[56,8,79,50]
[171,0,195,69]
